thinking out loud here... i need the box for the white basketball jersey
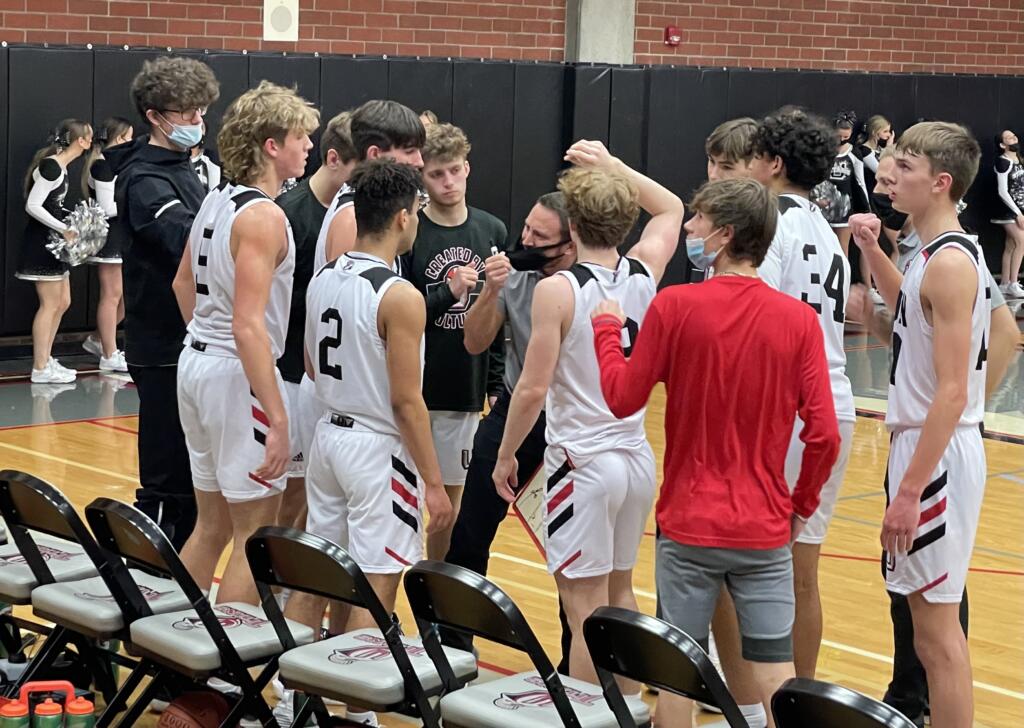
[305,252,422,437]
[313,183,354,272]
[546,257,656,458]
[887,233,989,430]
[759,194,855,422]
[186,183,295,359]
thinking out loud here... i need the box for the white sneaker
[273,677,343,707]
[272,689,318,727]
[48,358,76,377]
[82,334,103,358]
[100,350,128,372]
[345,709,380,726]
[869,288,885,306]
[31,362,75,384]
[1008,281,1024,299]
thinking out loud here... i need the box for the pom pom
[811,181,851,225]
[46,200,110,266]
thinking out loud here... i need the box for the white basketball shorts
[428,410,480,487]
[785,418,856,545]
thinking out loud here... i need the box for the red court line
[86,419,140,435]
[0,413,138,433]
[477,659,516,676]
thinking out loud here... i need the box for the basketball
[156,691,230,728]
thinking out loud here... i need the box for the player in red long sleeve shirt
[591,178,840,728]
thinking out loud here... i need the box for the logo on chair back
[0,545,80,566]
[494,676,602,711]
[173,605,268,631]
[328,633,425,665]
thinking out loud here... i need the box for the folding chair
[404,560,650,728]
[246,526,477,727]
[583,606,747,728]
[84,498,315,728]
[772,677,918,728]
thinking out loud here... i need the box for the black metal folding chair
[403,560,650,728]
[583,606,747,727]
[84,497,315,728]
[246,526,477,727]
[772,677,918,728]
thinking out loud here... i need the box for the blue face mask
[685,228,724,270]
[160,114,204,151]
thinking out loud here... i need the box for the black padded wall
[387,58,454,122]
[319,56,388,117]
[0,47,7,295]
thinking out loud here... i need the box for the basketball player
[493,140,683,685]
[705,117,758,181]
[591,178,840,728]
[850,121,987,728]
[171,82,318,604]
[315,100,425,271]
[404,122,508,559]
[275,112,358,530]
[106,56,220,549]
[284,160,453,725]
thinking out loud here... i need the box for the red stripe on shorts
[252,406,270,427]
[248,472,273,489]
[547,480,574,514]
[921,572,949,594]
[391,478,419,509]
[385,547,411,566]
[556,549,582,574]
[918,497,947,527]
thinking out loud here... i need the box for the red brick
[129,18,168,33]
[26,29,68,42]
[5,11,46,27]
[188,4,225,19]
[149,4,189,18]
[109,1,147,17]
[48,12,87,29]
[168,19,206,35]
[0,0,26,10]
[68,0,107,13]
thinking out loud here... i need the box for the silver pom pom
[46,200,110,266]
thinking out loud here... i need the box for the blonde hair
[862,115,890,144]
[705,118,757,163]
[217,81,319,185]
[896,121,981,202]
[558,167,639,250]
[423,122,471,165]
[690,178,778,266]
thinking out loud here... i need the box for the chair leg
[96,658,151,728]
[111,666,166,728]
[6,626,69,696]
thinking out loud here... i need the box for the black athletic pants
[442,388,572,671]
[129,364,197,551]
[883,588,969,721]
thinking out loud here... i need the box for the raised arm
[564,139,684,284]
[464,252,511,354]
[380,283,453,534]
[849,212,903,309]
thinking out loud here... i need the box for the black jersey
[275,178,328,383]
[404,207,508,412]
[813,149,870,225]
[992,155,1024,222]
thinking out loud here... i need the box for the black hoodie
[107,135,208,367]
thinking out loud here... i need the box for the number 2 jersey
[305,252,423,437]
[546,257,656,459]
[887,233,989,430]
[185,183,295,358]
[758,193,855,423]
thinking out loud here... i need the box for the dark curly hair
[349,158,423,237]
[131,57,220,124]
[753,107,837,191]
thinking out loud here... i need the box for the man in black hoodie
[106,57,220,549]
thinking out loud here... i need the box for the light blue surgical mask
[160,113,204,150]
[685,227,724,270]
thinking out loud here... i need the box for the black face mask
[877,138,889,149]
[507,239,571,272]
[1008,143,1020,153]
[839,136,851,145]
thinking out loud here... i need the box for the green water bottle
[28,699,61,728]
[0,700,29,728]
[64,697,94,728]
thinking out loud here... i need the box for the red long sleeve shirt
[593,276,841,549]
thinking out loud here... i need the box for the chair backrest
[404,560,584,728]
[0,470,102,586]
[583,606,748,728]
[772,678,918,728]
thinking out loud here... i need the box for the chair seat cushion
[440,671,650,728]
[0,535,97,602]
[279,628,477,707]
[32,570,191,634]
[130,602,315,672]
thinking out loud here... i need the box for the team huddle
[28,54,1012,728]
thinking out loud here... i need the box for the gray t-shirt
[496,270,541,392]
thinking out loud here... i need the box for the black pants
[129,364,197,551]
[443,389,572,670]
[883,588,969,720]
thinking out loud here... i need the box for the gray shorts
[656,537,795,663]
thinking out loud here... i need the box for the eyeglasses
[417,190,430,212]
[161,107,207,123]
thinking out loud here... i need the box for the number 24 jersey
[305,252,424,437]
[758,194,855,422]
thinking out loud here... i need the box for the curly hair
[130,57,219,123]
[690,178,778,267]
[897,121,980,202]
[217,81,319,185]
[422,123,472,165]
[348,158,423,237]
[558,167,639,250]
[753,107,837,191]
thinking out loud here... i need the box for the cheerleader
[854,114,897,302]
[991,130,1024,298]
[81,117,134,371]
[815,110,870,254]
[17,119,93,383]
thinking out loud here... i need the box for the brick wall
[0,0,565,60]
[635,0,1024,75]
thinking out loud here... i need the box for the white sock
[740,702,768,728]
